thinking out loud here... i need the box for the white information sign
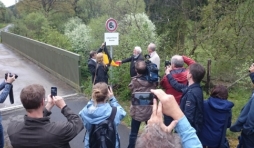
[104,33,119,46]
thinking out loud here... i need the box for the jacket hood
[79,102,112,124]
[207,97,234,112]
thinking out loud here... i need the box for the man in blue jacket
[230,64,254,148]
[166,63,205,137]
[0,73,16,148]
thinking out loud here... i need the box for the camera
[4,73,18,104]
[5,73,18,80]
[132,92,157,106]
[165,61,171,67]
[51,87,57,97]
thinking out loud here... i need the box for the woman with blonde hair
[79,82,126,148]
[94,53,109,84]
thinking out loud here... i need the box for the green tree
[64,17,91,54]
[76,0,145,23]
[42,28,72,50]
[0,1,6,23]
[23,12,49,39]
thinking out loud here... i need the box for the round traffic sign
[105,18,118,32]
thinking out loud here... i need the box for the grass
[0,23,7,29]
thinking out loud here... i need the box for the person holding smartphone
[79,82,126,148]
[230,64,254,147]
[7,84,84,148]
[127,60,157,148]
[0,73,16,148]
[136,89,202,148]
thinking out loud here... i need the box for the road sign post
[105,18,118,32]
[104,18,118,84]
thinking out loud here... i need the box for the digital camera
[165,61,171,67]
[132,92,157,106]
[5,73,18,80]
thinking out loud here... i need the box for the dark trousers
[237,132,254,148]
[0,123,3,148]
[128,118,146,148]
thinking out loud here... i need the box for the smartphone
[51,87,57,97]
[132,92,156,106]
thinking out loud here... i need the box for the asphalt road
[0,43,130,147]
[0,43,76,107]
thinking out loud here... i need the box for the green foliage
[23,12,49,39]
[0,23,7,29]
[10,20,28,36]
[88,15,109,50]
[0,2,14,23]
[41,28,72,50]
[76,0,145,23]
[64,17,91,54]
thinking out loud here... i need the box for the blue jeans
[128,118,144,148]
[0,122,3,148]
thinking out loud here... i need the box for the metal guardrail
[1,32,81,91]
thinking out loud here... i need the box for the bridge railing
[1,31,81,91]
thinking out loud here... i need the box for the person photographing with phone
[79,82,126,148]
[0,73,16,148]
[7,84,84,148]
[127,60,157,148]
[136,89,202,148]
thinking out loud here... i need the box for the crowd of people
[0,42,254,148]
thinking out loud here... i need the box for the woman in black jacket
[94,53,109,84]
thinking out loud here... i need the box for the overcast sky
[1,0,16,7]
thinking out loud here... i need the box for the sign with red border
[105,18,118,32]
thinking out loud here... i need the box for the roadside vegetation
[1,0,254,146]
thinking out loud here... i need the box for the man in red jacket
[160,55,195,126]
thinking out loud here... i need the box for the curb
[0,93,80,113]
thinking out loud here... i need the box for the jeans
[127,118,143,148]
[0,122,3,148]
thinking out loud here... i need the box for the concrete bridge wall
[1,32,81,91]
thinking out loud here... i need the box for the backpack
[145,60,159,83]
[89,107,117,148]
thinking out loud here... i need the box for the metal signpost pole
[105,18,118,85]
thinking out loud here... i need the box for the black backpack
[144,60,159,83]
[89,107,117,148]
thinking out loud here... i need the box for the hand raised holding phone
[132,92,157,106]
[108,85,114,99]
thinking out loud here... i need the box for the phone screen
[132,92,154,106]
[51,87,57,97]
